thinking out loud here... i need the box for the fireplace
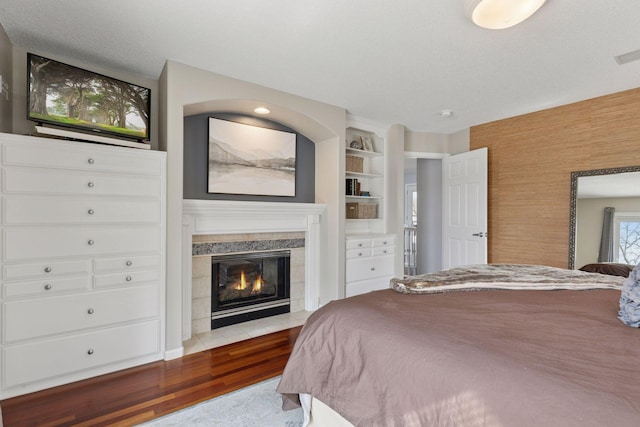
[211,250,290,329]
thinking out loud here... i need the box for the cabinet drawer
[346,255,394,283]
[372,245,394,256]
[2,320,161,389]
[3,168,160,198]
[346,275,394,298]
[372,237,395,247]
[346,238,371,250]
[4,197,160,225]
[346,248,372,259]
[94,269,160,289]
[94,255,160,273]
[3,259,91,280]
[4,226,160,261]
[3,284,160,343]
[3,276,90,299]
[4,143,161,175]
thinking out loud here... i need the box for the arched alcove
[160,60,346,357]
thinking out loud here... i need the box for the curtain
[598,207,615,262]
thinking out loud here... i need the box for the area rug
[138,377,303,426]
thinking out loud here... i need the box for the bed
[277,264,640,427]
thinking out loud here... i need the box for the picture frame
[361,136,373,152]
[208,117,296,197]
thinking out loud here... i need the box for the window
[614,213,640,265]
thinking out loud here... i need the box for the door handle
[472,232,487,237]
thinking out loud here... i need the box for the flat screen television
[27,53,151,142]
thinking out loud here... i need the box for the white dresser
[0,133,166,399]
[345,234,396,297]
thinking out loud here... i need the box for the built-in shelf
[345,171,383,179]
[346,147,383,158]
[345,195,382,200]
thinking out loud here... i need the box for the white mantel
[182,199,326,340]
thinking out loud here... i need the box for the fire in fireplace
[211,250,290,329]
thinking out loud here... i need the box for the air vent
[614,48,640,65]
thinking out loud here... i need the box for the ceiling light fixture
[465,0,546,30]
[254,106,270,115]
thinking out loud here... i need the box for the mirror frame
[569,165,640,269]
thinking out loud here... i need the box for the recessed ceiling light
[439,110,454,118]
[254,107,270,115]
[465,0,547,30]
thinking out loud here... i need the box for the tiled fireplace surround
[182,200,326,340]
[191,231,305,334]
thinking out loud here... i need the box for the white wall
[159,60,347,355]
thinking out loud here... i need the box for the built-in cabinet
[0,133,166,399]
[344,116,398,296]
[345,234,396,297]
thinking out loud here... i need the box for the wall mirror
[569,166,640,269]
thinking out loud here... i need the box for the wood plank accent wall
[470,87,640,268]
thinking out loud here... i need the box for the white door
[442,147,488,269]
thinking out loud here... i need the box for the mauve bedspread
[277,288,640,426]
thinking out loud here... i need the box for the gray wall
[183,113,315,202]
[0,22,12,133]
[417,159,442,274]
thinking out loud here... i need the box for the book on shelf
[346,178,360,196]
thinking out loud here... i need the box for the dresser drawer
[372,237,395,247]
[4,143,161,175]
[346,255,394,283]
[346,238,371,250]
[3,276,90,299]
[4,197,160,225]
[345,276,393,298]
[3,284,160,343]
[3,259,91,280]
[2,320,161,389]
[3,168,160,198]
[4,226,160,261]
[94,269,160,289]
[372,245,394,256]
[94,255,160,273]
[346,248,372,259]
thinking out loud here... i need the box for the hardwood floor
[0,326,301,427]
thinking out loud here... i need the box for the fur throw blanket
[391,264,625,294]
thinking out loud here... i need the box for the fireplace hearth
[211,250,290,329]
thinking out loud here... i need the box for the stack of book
[346,178,361,196]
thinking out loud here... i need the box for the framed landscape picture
[208,117,297,196]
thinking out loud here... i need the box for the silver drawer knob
[358,243,363,247]
[126,276,132,282]
[44,266,52,273]
[44,284,52,290]
[88,239,95,246]
[126,260,133,266]
[88,158,95,164]
[383,241,388,245]
[87,308,94,314]
[358,252,363,256]
[87,349,94,355]
[370,267,376,271]
[88,209,95,215]
[87,182,95,188]
[383,250,387,254]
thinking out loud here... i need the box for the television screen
[27,53,151,142]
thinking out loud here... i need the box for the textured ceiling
[2,0,640,133]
